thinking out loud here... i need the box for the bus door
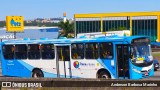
[56,46,71,78]
[116,45,129,79]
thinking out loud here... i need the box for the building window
[85,43,98,59]
[28,44,40,59]
[15,44,27,59]
[2,45,14,60]
[100,42,113,59]
[41,44,55,59]
[71,43,84,59]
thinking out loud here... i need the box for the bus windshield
[131,38,153,66]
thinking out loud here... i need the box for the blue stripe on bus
[18,60,81,78]
[97,59,115,79]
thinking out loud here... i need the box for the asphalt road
[0,69,160,80]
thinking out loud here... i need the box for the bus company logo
[6,16,24,32]
[73,61,79,68]
[10,19,21,27]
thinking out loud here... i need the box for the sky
[0,0,160,20]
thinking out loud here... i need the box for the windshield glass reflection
[131,44,153,64]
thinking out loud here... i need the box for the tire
[32,69,44,78]
[99,71,110,79]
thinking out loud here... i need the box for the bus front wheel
[99,71,110,79]
[32,69,44,78]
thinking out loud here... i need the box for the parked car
[153,59,159,71]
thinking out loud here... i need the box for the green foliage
[67,34,74,38]
[109,27,116,31]
[152,52,160,57]
[118,26,127,30]
[109,26,127,31]
[0,21,6,27]
[58,20,74,38]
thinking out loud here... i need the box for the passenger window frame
[15,44,28,60]
[85,42,99,60]
[99,42,113,59]
[28,44,41,60]
[41,44,55,60]
[2,45,15,60]
[71,43,84,60]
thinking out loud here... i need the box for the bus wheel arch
[32,68,44,78]
[97,69,111,79]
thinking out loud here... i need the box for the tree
[0,21,6,27]
[109,26,127,31]
[58,20,74,38]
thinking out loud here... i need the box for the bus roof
[1,36,149,45]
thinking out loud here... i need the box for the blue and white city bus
[0,36,154,79]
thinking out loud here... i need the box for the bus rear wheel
[99,71,110,79]
[32,69,44,78]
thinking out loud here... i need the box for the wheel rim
[33,73,38,78]
[32,70,44,78]
[102,75,108,79]
[33,72,41,78]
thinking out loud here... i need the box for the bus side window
[28,44,40,59]
[71,43,84,59]
[41,44,55,59]
[71,44,78,59]
[15,44,27,59]
[100,42,113,59]
[85,44,92,59]
[85,43,98,59]
[2,45,14,60]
